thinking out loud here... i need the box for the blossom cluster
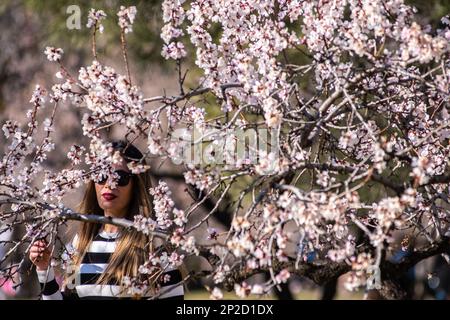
[117,6,137,34]
[87,8,107,33]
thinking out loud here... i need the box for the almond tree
[1,1,449,299]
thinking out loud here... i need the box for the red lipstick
[102,193,117,201]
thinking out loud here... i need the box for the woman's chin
[100,202,117,210]
[100,203,127,216]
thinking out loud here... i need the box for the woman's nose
[103,179,117,190]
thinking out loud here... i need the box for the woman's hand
[29,240,51,271]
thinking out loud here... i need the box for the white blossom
[117,6,137,34]
[44,47,64,62]
[210,287,223,300]
[87,8,107,33]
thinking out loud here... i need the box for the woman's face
[95,159,133,218]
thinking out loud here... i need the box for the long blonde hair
[72,141,155,287]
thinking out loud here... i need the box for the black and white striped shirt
[37,230,184,300]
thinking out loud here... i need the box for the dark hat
[111,140,144,162]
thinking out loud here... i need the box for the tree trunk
[377,279,408,300]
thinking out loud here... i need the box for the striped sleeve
[37,267,63,300]
[37,235,79,300]
[37,267,80,300]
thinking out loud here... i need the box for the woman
[29,140,184,300]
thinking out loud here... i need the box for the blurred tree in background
[20,1,166,66]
